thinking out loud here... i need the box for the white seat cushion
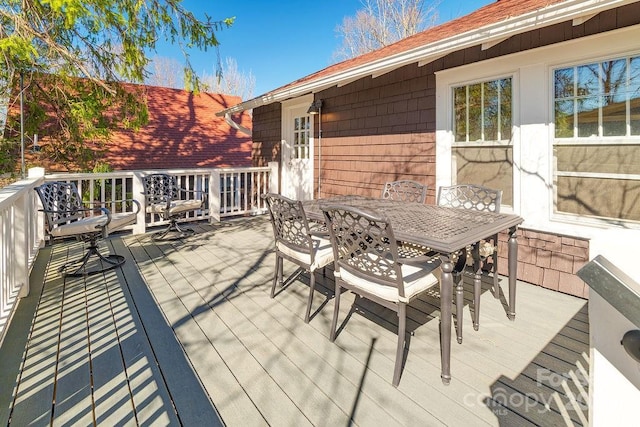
[339,261,439,303]
[276,236,334,271]
[107,211,138,233]
[146,199,202,216]
[51,215,109,238]
[50,211,137,238]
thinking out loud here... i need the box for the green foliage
[0,139,18,173]
[0,0,233,171]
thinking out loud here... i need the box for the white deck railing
[0,165,276,344]
[0,176,44,344]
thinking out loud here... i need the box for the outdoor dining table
[303,195,524,384]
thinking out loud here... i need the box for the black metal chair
[381,180,432,258]
[437,184,503,332]
[142,173,206,240]
[35,181,140,278]
[263,193,334,323]
[321,203,440,387]
[380,180,427,203]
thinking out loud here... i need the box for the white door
[282,101,314,200]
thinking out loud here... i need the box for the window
[553,55,640,222]
[452,77,513,205]
[292,115,311,159]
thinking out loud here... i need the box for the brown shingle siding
[252,102,281,167]
[542,269,561,291]
[496,228,589,299]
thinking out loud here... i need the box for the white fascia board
[216,0,634,116]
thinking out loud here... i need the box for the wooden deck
[0,216,589,426]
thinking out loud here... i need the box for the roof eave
[216,0,634,116]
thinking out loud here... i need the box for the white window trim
[436,24,640,242]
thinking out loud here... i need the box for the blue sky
[167,0,494,97]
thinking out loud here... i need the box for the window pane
[576,63,599,97]
[577,96,599,137]
[483,81,498,141]
[556,176,640,221]
[555,100,574,138]
[294,117,300,131]
[632,97,640,135]
[554,67,574,98]
[602,60,627,136]
[453,147,513,206]
[631,57,640,135]
[601,60,626,96]
[454,86,467,142]
[554,56,640,225]
[468,83,482,141]
[556,145,640,174]
[602,95,627,136]
[500,78,512,140]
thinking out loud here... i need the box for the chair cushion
[276,236,334,271]
[50,211,137,238]
[107,211,138,233]
[146,199,202,216]
[339,261,439,303]
[50,215,109,238]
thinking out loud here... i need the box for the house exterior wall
[251,3,640,298]
[252,102,282,168]
[316,65,438,201]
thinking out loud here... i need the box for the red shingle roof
[106,84,252,171]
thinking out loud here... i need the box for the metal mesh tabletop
[304,196,523,254]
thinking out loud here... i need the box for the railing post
[132,172,146,235]
[209,169,221,223]
[28,168,46,250]
[16,188,29,297]
[268,161,279,194]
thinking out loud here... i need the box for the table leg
[507,226,518,321]
[455,271,464,344]
[440,255,453,385]
[492,235,500,299]
[472,244,482,331]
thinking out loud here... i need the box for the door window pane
[292,115,311,159]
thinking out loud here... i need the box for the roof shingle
[106,84,252,170]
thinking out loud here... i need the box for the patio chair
[437,184,503,332]
[35,181,140,278]
[142,173,206,240]
[380,180,427,203]
[321,204,441,387]
[381,180,431,258]
[263,193,335,323]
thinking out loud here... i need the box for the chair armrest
[39,205,109,217]
[178,188,207,204]
[107,199,142,214]
[85,200,141,215]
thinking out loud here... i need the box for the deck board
[0,216,590,426]
[160,229,442,427]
